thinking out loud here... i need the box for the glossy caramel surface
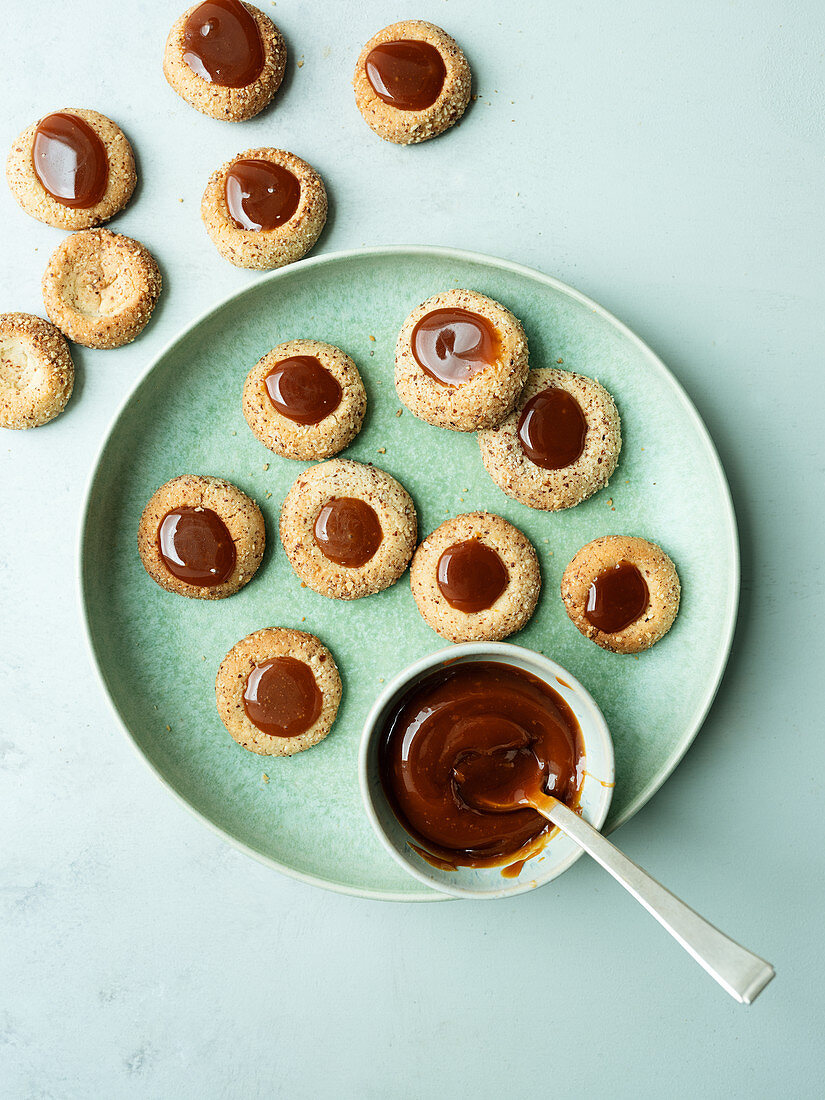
[379,661,583,868]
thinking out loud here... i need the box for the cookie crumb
[263,462,269,471]
[165,724,171,731]
[297,57,304,68]
[556,358,563,364]
[262,773,270,783]
[377,447,386,454]
[369,334,376,342]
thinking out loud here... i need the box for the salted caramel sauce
[517,387,587,469]
[585,560,649,633]
[224,159,301,231]
[32,112,108,208]
[436,539,509,613]
[182,0,265,87]
[379,661,584,869]
[364,40,446,111]
[243,656,322,737]
[313,497,383,568]
[411,308,501,387]
[157,506,236,586]
[265,356,342,424]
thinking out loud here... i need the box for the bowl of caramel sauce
[359,642,615,899]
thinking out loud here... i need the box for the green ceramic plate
[80,246,738,901]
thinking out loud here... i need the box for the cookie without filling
[561,535,680,654]
[138,474,265,599]
[410,512,541,643]
[0,313,74,430]
[6,108,136,230]
[163,1,286,121]
[201,147,327,269]
[479,367,621,510]
[354,21,471,144]
[42,229,162,349]
[280,459,417,600]
[395,289,529,431]
[243,340,366,460]
[216,628,341,756]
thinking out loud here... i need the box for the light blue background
[2,1,823,1096]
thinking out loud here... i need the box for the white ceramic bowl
[359,642,615,899]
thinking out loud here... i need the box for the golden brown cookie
[41,229,161,350]
[6,108,136,230]
[243,340,366,460]
[410,512,541,643]
[138,475,265,600]
[561,535,680,654]
[280,459,417,600]
[395,289,528,432]
[163,1,286,121]
[353,21,471,144]
[0,313,74,430]
[479,368,621,510]
[215,628,341,756]
[201,147,327,269]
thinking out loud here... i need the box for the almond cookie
[138,475,265,600]
[163,1,286,121]
[0,313,74,430]
[41,229,161,350]
[215,628,341,756]
[280,459,417,600]
[395,289,528,432]
[479,368,621,510]
[243,340,366,460]
[561,535,680,654]
[201,147,327,270]
[6,108,136,230]
[410,512,541,643]
[354,21,471,144]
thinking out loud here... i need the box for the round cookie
[561,535,680,654]
[163,1,286,121]
[479,367,621,510]
[6,108,136,230]
[280,459,417,600]
[243,340,366,460]
[138,474,265,600]
[41,229,162,349]
[0,313,74,430]
[353,21,471,144]
[215,628,341,756]
[201,147,327,270]
[410,512,541,643]
[395,289,529,431]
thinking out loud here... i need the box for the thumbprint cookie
[243,340,366,460]
[561,535,680,654]
[354,21,471,144]
[138,475,265,600]
[216,628,341,756]
[479,368,621,510]
[410,512,541,643]
[0,313,74,430]
[163,0,286,121]
[280,459,417,600]
[6,108,136,230]
[395,289,529,432]
[201,147,327,269]
[41,230,162,349]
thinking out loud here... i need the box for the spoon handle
[541,798,775,1004]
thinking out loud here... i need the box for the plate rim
[77,243,740,902]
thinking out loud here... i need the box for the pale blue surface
[1,1,823,1096]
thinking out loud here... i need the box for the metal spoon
[454,751,775,1004]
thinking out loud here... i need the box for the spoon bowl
[359,642,614,900]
